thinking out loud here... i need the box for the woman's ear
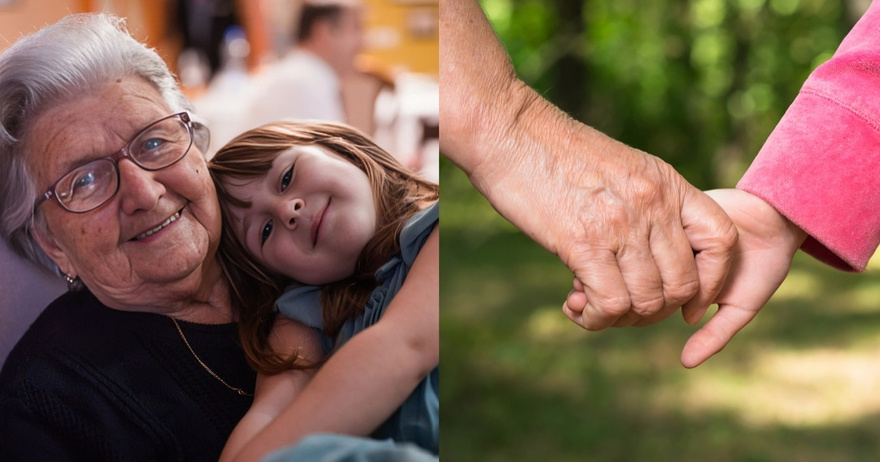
[32,227,75,278]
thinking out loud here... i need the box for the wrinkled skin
[30,76,230,322]
[441,0,738,330]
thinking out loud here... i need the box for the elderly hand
[558,170,738,329]
[675,188,805,367]
[504,122,738,330]
[442,0,738,330]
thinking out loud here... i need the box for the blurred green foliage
[441,0,861,232]
[441,216,880,461]
[477,0,852,188]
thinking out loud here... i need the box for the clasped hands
[456,92,805,368]
[561,187,806,368]
[441,0,811,370]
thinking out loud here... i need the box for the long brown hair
[209,121,438,374]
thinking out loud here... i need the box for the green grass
[440,166,880,461]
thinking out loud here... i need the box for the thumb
[680,303,758,368]
[679,191,738,325]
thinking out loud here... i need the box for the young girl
[208,121,439,461]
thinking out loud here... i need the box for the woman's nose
[117,159,164,215]
[280,198,305,230]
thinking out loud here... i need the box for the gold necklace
[170,317,253,397]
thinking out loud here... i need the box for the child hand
[563,278,589,324]
[680,188,806,368]
[563,278,642,327]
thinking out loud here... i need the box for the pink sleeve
[737,0,880,272]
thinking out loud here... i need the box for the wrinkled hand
[440,0,737,331]
[473,114,738,330]
[551,155,736,329]
[679,189,806,368]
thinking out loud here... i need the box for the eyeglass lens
[53,115,192,212]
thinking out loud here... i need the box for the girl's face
[224,144,377,285]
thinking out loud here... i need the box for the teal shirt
[276,201,439,454]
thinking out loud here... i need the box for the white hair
[0,13,209,274]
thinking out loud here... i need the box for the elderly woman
[0,13,439,462]
[0,14,264,460]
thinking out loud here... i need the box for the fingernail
[685,307,705,325]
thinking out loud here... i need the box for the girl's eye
[280,165,294,191]
[260,220,274,245]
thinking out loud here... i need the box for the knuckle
[630,293,665,316]
[592,294,632,318]
[628,160,668,206]
[716,221,739,249]
[663,278,700,304]
[627,175,658,203]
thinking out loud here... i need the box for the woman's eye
[136,138,168,163]
[260,220,273,245]
[144,138,164,150]
[72,171,96,191]
[280,165,293,191]
[138,137,166,155]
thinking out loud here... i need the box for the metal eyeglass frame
[34,111,195,213]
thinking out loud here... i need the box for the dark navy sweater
[0,289,256,461]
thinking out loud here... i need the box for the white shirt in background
[248,49,345,127]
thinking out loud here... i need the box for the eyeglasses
[35,112,195,213]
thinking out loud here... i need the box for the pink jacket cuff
[737,0,880,272]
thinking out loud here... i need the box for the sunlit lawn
[440,166,880,462]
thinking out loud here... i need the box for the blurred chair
[0,240,66,368]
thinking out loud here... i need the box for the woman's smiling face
[29,77,223,310]
[223,144,377,285]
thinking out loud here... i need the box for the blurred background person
[183,0,438,179]
[248,0,365,126]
